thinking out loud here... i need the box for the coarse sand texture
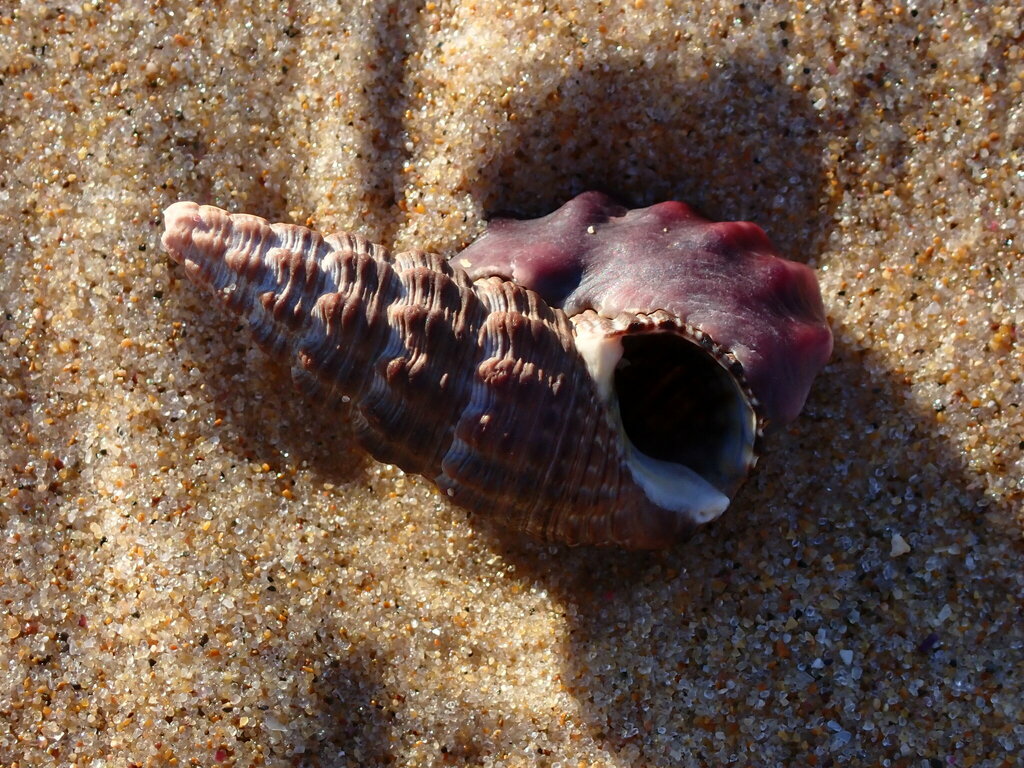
[1,2,1022,767]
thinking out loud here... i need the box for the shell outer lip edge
[568,308,765,535]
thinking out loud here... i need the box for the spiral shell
[161,195,830,549]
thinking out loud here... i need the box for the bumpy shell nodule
[162,196,831,549]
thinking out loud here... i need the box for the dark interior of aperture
[614,332,749,488]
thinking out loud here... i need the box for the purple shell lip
[458,191,833,428]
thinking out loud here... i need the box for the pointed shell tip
[162,200,201,230]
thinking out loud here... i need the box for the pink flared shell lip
[458,192,833,428]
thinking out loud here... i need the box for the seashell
[161,193,831,549]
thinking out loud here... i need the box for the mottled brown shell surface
[163,202,688,548]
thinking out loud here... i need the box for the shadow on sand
[479,332,1022,764]
[157,25,1022,766]
[450,44,1023,765]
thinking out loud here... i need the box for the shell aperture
[161,194,831,548]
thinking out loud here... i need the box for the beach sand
[1,1,1022,765]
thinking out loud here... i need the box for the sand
[1,1,1022,766]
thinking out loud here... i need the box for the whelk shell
[161,192,831,549]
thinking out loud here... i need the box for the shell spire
[161,196,831,549]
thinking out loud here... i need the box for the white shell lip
[571,309,761,526]
[623,440,731,524]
